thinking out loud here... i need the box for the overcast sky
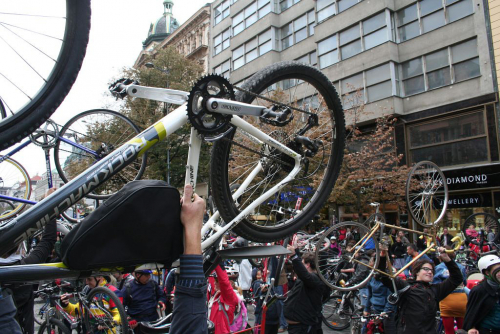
[1,0,212,177]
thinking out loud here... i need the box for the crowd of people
[1,185,500,334]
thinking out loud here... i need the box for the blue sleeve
[0,289,22,334]
[170,255,208,334]
[364,281,372,312]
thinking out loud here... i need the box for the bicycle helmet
[478,254,500,273]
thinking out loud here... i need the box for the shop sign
[444,164,500,191]
[435,192,492,208]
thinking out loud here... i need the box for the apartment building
[208,0,500,228]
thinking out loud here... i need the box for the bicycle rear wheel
[210,61,345,242]
[0,0,91,149]
[84,286,128,334]
[0,156,31,221]
[315,222,379,291]
[54,109,147,200]
[406,161,448,227]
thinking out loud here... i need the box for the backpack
[221,298,248,332]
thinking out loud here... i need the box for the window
[409,111,488,167]
[397,0,473,42]
[318,35,338,69]
[214,59,231,79]
[451,39,479,82]
[363,12,388,49]
[233,28,275,70]
[280,0,300,12]
[232,0,272,36]
[316,0,363,22]
[317,0,335,22]
[336,63,395,108]
[281,11,315,50]
[401,38,479,96]
[296,51,317,67]
[214,28,231,56]
[365,63,392,102]
[214,0,230,25]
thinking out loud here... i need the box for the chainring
[187,74,235,136]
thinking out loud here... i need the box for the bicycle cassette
[187,74,235,136]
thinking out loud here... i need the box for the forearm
[183,226,202,255]
[21,219,56,265]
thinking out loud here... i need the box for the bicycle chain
[233,85,314,116]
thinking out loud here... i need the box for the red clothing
[208,266,239,334]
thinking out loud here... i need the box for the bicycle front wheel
[406,161,448,227]
[84,286,128,334]
[210,61,345,242]
[315,222,379,291]
[0,0,91,150]
[0,156,31,221]
[54,109,147,199]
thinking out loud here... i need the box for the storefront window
[409,111,489,167]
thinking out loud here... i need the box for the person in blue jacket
[363,274,396,334]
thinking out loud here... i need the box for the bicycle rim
[0,0,91,149]
[315,222,379,291]
[84,286,128,334]
[406,161,448,227]
[0,156,31,221]
[211,61,345,242]
[54,109,147,200]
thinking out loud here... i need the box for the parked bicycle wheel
[0,0,91,149]
[83,286,128,334]
[0,156,31,221]
[210,61,345,242]
[462,212,500,245]
[322,290,360,330]
[406,161,448,227]
[54,109,147,199]
[315,222,379,291]
[38,317,71,334]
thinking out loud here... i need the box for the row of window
[401,38,479,95]
[215,36,479,103]
[317,0,363,22]
[397,0,474,42]
[233,28,274,70]
[281,11,315,50]
[318,10,389,69]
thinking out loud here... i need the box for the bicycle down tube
[0,86,302,256]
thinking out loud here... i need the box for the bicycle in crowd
[33,279,127,333]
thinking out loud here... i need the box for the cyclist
[208,265,239,334]
[121,266,166,332]
[377,244,462,334]
[60,275,122,333]
[363,273,396,334]
[284,246,329,334]
[463,254,500,334]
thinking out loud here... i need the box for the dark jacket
[390,241,406,259]
[378,256,462,334]
[1,220,56,334]
[348,254,371,287]
[463,279,500,331]
[252,279,281,325]
[121,278,166,318]
[284,249,328,326]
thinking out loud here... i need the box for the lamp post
[145,62,171,185]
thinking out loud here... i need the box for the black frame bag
[61,180,183,270]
